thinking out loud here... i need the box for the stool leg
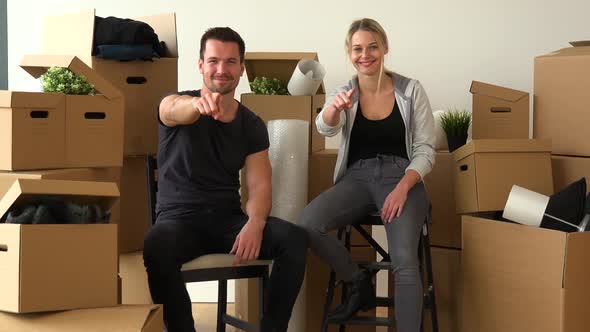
[321,227,345,332]
[422,224,438,332]
[217,279,227,332]
[259,266,269,327]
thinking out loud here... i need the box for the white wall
[7,0,590,301]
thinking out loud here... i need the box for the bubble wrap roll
[267,119,309,332]
[268,119,309,223]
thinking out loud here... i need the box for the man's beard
[206,76,236,95]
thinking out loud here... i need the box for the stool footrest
[375,296,394,307]
[329,316,395,327]
[358,261,392,271]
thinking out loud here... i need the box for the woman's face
[349,30,387,76]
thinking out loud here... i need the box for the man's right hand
[330,88,355,113]
[192,92,225,121]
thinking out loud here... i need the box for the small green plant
[250,76,288,95]
[41,67,95,95]
[439,109,471,137]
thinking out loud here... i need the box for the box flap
[569,40,590,47]
[470,80,528,102]
[41,9,96,66]
[563,232,590,289]
[0,305,162,331]
[42,9,178,62]
[19,55,122,99]
[537,45,590,58]
[135,13,178,57]
[0,179,119,219]
[244,52,325,94]
[0,91,64,108]
[561,232,590,331]
[452,139,552,162]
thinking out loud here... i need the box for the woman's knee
[389,247,419,272]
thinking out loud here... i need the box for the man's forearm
[245,184,271,225]
[161,95,200,126]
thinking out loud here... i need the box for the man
[143,27,309,332]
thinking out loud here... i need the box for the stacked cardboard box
[39,9,179,254]
[0,9,172,329]
[428,81,555,332]
[460,42,590,332]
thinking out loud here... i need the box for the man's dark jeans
[143,208,309,332]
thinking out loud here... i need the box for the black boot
[326,270,376,322]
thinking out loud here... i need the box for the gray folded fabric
[4,196,109,224]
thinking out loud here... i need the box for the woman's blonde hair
[345,18,392,91]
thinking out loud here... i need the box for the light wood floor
[191,303,389,332]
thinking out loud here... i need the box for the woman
[299,18,435,332]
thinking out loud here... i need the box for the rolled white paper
[287,59,326,96]
[503,185,550,227]
[267,119,309,332]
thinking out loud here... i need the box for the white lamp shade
[432,110,449,151]
[503,185,550,227]
[287,59,326,96]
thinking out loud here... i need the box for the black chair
[321,213,439,332]
[145,155,272,332]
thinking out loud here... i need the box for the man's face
[199,39,244,95]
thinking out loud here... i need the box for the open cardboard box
[462,215,590,332]
[0,179,119,313]
[0,304,163,331]
[470,80,529,139]
[0,54,124,170]
[21,54,124,168]
[41,9,178,156]
[241,52,326,154]
[534,41,590,157]
[452,139,553,213]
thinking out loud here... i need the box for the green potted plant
[40,67,95,95]
[439,109,471,152]
[250,76,288,95]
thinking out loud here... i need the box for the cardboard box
[552,155,590,192]
[41,9,178,156]
[20,54,124,168]
[470,81,529,139]
[119,156,150,253]
[241,52,326,153]
[0,179,119,313]
[0,304,163,331]
[0,91,65,170]
[417,247,462,332]
[534,43,590,157]
[309,149,337,201]
[120,251,152,304]
[462,215,590,332]
[424,151,462,248]
[453,139,553,213]
[0,167,121,225]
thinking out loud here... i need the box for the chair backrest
[145,155,158,226]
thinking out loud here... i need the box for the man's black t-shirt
[156,90,269,213]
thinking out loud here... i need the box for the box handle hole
[490,107,511,113]
[126,77,147,84]
[0,245,7,252]
[460,165,468,172]
[30,110,49,118]
[85,112,106,119]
